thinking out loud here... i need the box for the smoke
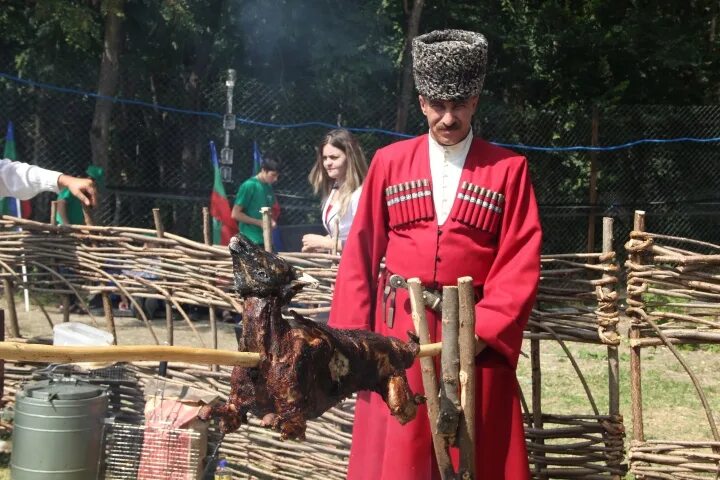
[229,0,397,87]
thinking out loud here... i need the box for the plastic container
[215,458,233,480]
[10,378,108,479]
[53,322,114,347]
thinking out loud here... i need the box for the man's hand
[58,174,97,207]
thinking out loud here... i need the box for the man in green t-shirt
[231,158,280,245]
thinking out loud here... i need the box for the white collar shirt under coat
[428,129,473,225]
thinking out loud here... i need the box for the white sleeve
[0,158,62,200]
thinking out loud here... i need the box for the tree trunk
[89,0,125,173]
[394,0,425,133]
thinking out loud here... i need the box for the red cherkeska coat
[329,134,542,480]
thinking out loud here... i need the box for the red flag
[209,141,238,245]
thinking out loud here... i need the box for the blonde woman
[302,129,368,252]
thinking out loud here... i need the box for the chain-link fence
[1,73,719,254]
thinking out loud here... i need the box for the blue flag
[252,141,263,175]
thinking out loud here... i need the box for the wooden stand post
[457,277,477,479]
[407,278,454,480]
[437,286,460,442]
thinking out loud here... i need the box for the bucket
[10,377,108,479]
[53,322,114,347]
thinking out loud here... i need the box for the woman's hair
[308,128,368,218]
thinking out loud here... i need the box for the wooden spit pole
[0,340,453,368]
[0,342,260,367]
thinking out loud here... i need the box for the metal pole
[220,69,236,183]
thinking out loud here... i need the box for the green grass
[517,338,720,441]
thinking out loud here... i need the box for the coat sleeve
[475,158,542,368]
[328,152,389,330]
[0,158,61,200]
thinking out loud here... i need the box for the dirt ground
[3,298,240,351]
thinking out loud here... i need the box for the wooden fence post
[587,106,599,252]
[3,278,19,338]
[203,206,219,372]
[83,205,117,345]
[261,207,272,252]
[628,210,646,442]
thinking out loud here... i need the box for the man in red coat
[328,29,542,479]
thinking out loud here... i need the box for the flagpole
[14,198,31,312]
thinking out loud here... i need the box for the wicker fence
[0,210,716,478]
[625,212,720,479]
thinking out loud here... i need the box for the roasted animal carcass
[198,234,424,440]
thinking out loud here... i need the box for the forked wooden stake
[457,277,477,479]
[437,286,460,442]
[408,278,455,480]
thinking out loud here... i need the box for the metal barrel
[11,378,108,479]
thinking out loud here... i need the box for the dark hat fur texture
[412,29,488,101]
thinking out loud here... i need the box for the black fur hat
[412,29,488,101]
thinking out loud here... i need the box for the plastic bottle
[214,458,232,480]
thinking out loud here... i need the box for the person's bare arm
[232,205,277,229]
[232,204,262,227]
[58,175,97,207]
[301,234,339,252]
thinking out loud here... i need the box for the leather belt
[382,272,484,327]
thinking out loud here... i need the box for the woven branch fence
[0,212,639,479]
[625,211,720,480]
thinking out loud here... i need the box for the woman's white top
[321,186,363,244]
[0,158,61,199]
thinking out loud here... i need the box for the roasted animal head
[228,234,298,299]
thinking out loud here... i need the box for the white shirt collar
[428,129,473,225]
[428,129,473,165]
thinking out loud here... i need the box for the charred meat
[198,234,424,440]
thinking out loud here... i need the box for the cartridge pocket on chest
[450,181,504,234]
[385,179,434,228]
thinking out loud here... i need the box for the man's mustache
[438,123,459,131]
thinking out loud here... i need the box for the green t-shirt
[234,176,275,245]
[55,188,84,225]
